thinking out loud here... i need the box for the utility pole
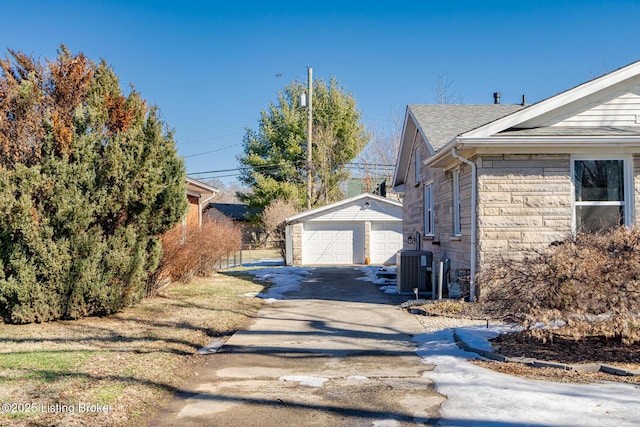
[306,66,313,210]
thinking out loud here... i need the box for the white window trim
[452,168,461,236]
[570,154,634,233]
[424,181,434,237]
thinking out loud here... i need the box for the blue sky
[2,1,640,184]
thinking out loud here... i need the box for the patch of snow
[279,375,328,387]
[247,266,311,302]
[356,265,398,286]
[347,375,369,380]
[372,420,400,427]
[197,338,226,355]
[379,285,399,294]
[453,324,520,353]
[414,325,640,426]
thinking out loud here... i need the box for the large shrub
[0,47,187,323]
[478,227,640,344]
[150,220,241,288]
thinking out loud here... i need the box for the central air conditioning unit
[396,250,433,293]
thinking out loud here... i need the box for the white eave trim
[459,136,640,147]
[186,177,220,195]
[426,135,640,168]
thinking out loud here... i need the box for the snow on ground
[415,325,640,427]
[246,266,311,302]
[356,265,399,294]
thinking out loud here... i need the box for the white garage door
[302,222,362,265]
[370,222,403,265]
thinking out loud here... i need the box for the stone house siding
[290,222,303,265]
[405,148,640,279]
[434,163,472,275]
[403,136,471,275]
[476,154,572,265]
[401,134,427,247]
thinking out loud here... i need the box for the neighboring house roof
[207,203,255,221]
[186,177,219,198]
[286,193,401,223]
[184,178,219,227]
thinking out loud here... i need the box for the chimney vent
[493,92,501,104]
[521,94,527,106]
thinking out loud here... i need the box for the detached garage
[285,193,403,266]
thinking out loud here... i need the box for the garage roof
[286,193,401,223]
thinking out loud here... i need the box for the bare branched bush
[262,199,297,258]
[147,220,241,294]
[478,226,640,344]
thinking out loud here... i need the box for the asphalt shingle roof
[208,203,256,221]
[408,104,525,150]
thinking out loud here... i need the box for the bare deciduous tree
[354,114,402,195]
[433,73,463,104]
[262,198,297,257]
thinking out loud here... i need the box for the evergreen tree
[238,78,368,213]
[0,47,187,323]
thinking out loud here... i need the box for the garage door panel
[370,222,403,265]
[302,223,360,265]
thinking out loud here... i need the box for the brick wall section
[186,195,200,227]
[477,154,572,264]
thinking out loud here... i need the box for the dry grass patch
[0,272,265,426]
[414,300,487,319]
[239,247,283,263]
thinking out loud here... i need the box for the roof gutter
[450,146,477,302]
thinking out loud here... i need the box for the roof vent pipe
[521,94,527,106]
[493,92,501,104]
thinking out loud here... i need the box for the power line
[182,143,243,158]
[177,133,244,146]
[187,160,393,176]
[187,160,306,176]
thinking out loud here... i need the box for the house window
[452,169,461,235]
[572,156,632,232]
[424,183,434,236]
[414,149,421,185]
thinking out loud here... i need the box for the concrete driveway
[150,267,445,426]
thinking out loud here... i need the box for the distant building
[341,178,400,201]
[185,177,219,227]
[205,203,261,247]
